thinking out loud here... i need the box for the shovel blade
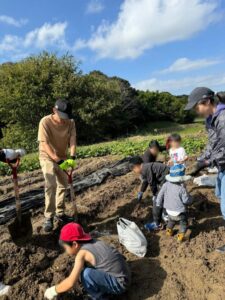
[8,212,33,246]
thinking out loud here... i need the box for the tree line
[0,52,195,152]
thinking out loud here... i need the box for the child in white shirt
[167,134,188,166]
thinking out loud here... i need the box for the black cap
[185,87,215,110]
[55,99,73,119]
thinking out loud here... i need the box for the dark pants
[81,268,126,300]
[167,212,188,233]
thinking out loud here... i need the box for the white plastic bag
[117,218,147,257]
[0,282,11,296]
[193,174,217,187]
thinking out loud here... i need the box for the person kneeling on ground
[155,165,192,242]
[129,156,169,229]
[142,140,166,163]
[44,223,131,300]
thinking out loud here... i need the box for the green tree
[0,52,81,151]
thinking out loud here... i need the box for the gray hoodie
[156,181,192,213]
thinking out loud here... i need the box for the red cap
[60,223,92,242]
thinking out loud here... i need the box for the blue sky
[0,0,225,94]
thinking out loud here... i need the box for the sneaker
[43,218,53,232]
[216,244,225,253]
[177,233,185,242]
[144,222,161,231]
[162,212,169,223]
[166,228,174,237]
[55,214,74,224]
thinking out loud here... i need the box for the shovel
[64,167,78,222]
[8,159,33,246]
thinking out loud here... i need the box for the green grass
[0,121,206,175]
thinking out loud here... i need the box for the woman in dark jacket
[185,87,225,253]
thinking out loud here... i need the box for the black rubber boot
[43,218,53,232]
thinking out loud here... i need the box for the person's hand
[137,192,143,202]
[44,286,57,299]
[58,159,77,171]
[188,160,210,176]
[177,160,184,164]
[167,160,174,166]
[57,159,65,167]
[66,159,77,169]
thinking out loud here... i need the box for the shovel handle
[64,168,78,220]
[7,159,22,221]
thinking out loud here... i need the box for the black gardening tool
[64,167,78,222]
[8,159,33,246]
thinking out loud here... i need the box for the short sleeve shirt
[169,147,187,164]
[38,114,76,160]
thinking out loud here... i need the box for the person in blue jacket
[185,87,225,253]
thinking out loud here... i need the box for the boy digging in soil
[129,156,169,230]
[155,165,192,242]
[44,223,131,300]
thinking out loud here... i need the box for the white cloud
[134,73,225,94]
[86,0,104,14]
[0,15,27,27]
[0,22,68,57]
[78,0,220,59]
[24,22,67,48]
[158,57,222,74]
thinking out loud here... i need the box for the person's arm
[142,150,150,163]
[180,185,192,206]
[178,148,188,164]
[44,251,85,299]
[198,128,215,161]
[140,180,148,193]
[56,253,84,293]
[209,117,225,167]
[38,119,60,162]
[155,183,165,207]
[41,142,60,161]
[69,121,77,157]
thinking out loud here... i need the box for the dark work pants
[167,213,188,233]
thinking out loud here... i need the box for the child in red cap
[44,223,131,300]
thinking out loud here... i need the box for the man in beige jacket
[38,99,76,232]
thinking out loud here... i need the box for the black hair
[216,92,225,104]
[129,156,143,170]
[197,96,215,105]
[168,133,182,143]
[149,140,160,149]
[59,239,93,247]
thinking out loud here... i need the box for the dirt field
[0,155,225,300]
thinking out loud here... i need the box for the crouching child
[44,223,131,300]
[155,164,193,242]
[129,156,169,230]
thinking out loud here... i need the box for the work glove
[44,286,57,299]
[58,159,77,171]
[189,160,210,176]
[137,191,143,202]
